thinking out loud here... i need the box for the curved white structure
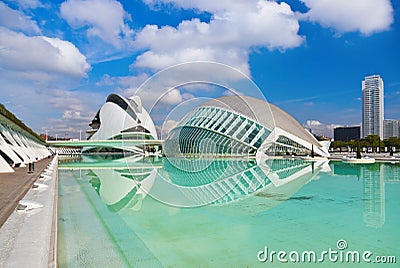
[0,121,51,173]
[83,94,158,154]
[89,165,157,212]
[164,96,330,161]
[64,155,159,212]
[144,157,329,208]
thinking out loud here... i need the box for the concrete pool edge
[48,158,58,267]
[0,156,58,267]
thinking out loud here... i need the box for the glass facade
[164,106,271,157]
[264,135,311,156]
[362,75,384,138]
[164,96,328,160]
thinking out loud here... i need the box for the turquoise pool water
[58,156,399,267]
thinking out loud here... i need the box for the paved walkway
[0,156,53,228]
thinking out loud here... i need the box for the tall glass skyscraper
[362,75,384,138]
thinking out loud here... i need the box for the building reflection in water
[362,164,385,228]
[60,154,161,212]
[332,162,400,228]
[59,155,331,213]
[59,156,400,224]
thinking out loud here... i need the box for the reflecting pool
[58,155,399,267]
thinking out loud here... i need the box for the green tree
[348,139,356,152]
[384,137,400,148]
[331,140,346,151]
[356,140,361,159]
[364,135,381,152]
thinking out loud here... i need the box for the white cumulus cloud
[305,120,322,127]
[300,0,394,35]
[134,0,304,74]
[0,2,41,34]
[41,89,103,138]
[0,27,90,79]
[60,0,134,48]
[304,120,341,137]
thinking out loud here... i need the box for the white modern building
[164,96,330,162]
[0,121,51,173]
[362,75,384,138]
[84,94,158,154]
[383,119,400,139]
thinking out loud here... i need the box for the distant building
[334,126,360,142]
[362,75,384,138]
[383,119,400,139]
[40,133,48,140]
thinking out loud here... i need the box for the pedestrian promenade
[0,156,53,228]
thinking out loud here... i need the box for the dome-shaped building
[164,96,329,160]
[83,94,158,154]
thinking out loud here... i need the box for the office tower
[334,126,360,142]
[383,119,400,139]
[362,75,384,138]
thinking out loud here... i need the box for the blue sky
[0,0,399,138]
